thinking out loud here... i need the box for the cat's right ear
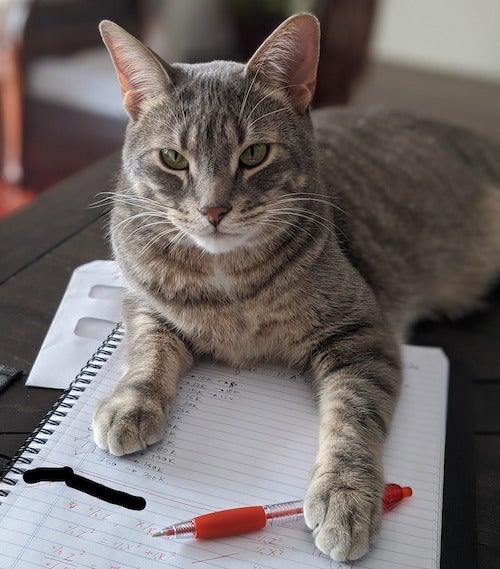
[99,20,171,119]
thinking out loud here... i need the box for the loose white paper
[26,260,124,388]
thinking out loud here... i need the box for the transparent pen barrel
[170,520,196,537]
[263,500,303,526]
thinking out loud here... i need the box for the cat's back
[311,106,500,328]
[312,106,500,189]
[312,106,500,246]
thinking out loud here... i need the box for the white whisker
[259,211,322,244]
[271,192,346,215]
[101,186,191,254]
[247,108,288,129]
[127,220,175,240]
[113,211,171,233]
[138,225,185,256]
[242,82,303,127]
[168,229,190,254]
[112,192,174,211]
[155,59,186,130]
[266,207,335,237]
[239,58,266,125]
[243,84,287,125]
[88,192,115,209]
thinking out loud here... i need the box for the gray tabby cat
[93,13,500,561]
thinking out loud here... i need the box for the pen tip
[152,527,176,538]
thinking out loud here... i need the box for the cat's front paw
[93,392,168,456]
[304,468,382,561]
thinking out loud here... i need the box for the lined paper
[0,342,448,569]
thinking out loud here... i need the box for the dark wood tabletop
[0,146,499,568]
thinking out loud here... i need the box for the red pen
[152,483,412,539]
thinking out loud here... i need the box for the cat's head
[101,14,320,255]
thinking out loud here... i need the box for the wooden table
[0,151,499,568]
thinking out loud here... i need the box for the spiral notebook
[0,324,449,569]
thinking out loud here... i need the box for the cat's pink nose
[199,206,231,227]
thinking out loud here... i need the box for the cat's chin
[189,231,250,255]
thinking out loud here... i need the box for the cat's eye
[239,144,269,168]
[161,149,189,170]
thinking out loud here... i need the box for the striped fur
[93,15,500,561]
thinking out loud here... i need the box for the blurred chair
[0,0,141,206]
[0,0,31,186]
[314,0,377,106]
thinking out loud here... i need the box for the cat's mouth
[211,228,236,237]
[189,228,250,254]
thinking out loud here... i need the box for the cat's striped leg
[93,298,193,456]
[303,328,400,561]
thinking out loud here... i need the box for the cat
[92,13,500,561]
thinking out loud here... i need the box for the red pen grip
[194,506,267,539]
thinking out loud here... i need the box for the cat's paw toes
[304,472,382,561]
[93,394,168,456]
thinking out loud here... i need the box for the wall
[371,0,500,82]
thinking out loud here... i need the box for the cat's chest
[170,298,280,365]
[208,264,236,294]
[161,266,303,366]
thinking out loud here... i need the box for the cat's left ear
[245,13,320,112]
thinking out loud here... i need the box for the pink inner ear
[100,20,167,119]
[111,56,147,117]
[115,58,148,114]
[284,18,320,107]
[246,14,320,111]
[116,67,133,101]
[287,33,319,96]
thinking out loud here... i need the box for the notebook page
[0,343,447,569]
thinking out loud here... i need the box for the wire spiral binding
[0,323,124,500]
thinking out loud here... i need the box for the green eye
[161,149,189,170]
[239,144,269,168]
